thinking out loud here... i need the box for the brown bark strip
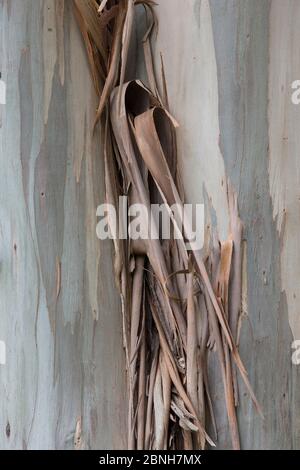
[73,0,262,450]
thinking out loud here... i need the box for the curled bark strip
[74,0,262,450]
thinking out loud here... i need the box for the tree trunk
[1,0,300,450]
[151,0,300,449]
[0,0,127,450]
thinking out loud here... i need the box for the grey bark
[0,0,127,450]
[1,0,300,450]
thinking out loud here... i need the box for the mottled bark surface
[1,0,300,450]
[151,0,300,449]
[0,0,127,450]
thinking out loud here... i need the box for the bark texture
[0,0,127,450]
[150,0,300,449]
[1,0,300,450]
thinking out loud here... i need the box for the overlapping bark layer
[74,0,261,450]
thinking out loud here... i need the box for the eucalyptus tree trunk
[0,0,126,450]
[151,0,300,449]
[1,0,300,450]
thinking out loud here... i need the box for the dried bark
[74,0,261,450]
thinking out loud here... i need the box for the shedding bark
[73,0,261,450]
